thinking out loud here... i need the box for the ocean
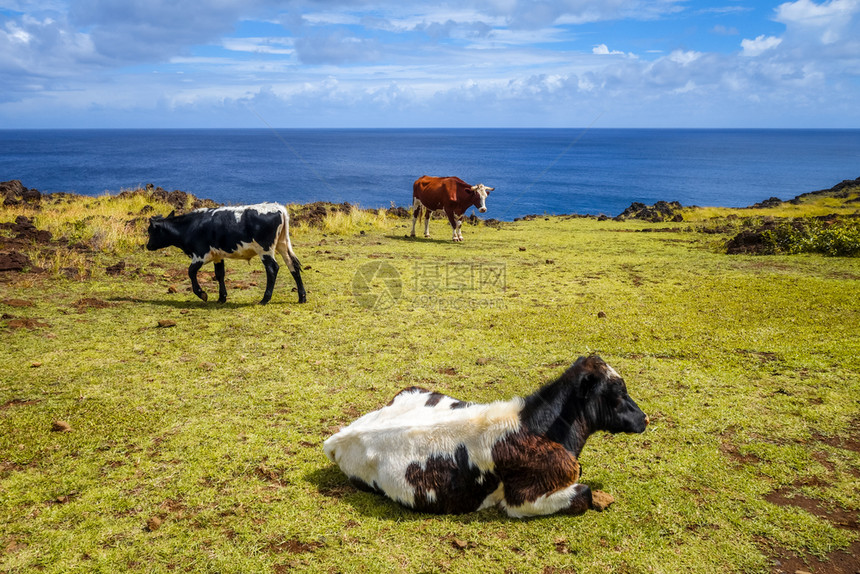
[2,128,859,220]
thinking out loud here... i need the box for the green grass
[1,196,859,573]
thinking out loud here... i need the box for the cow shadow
[384,234,455,245]
[304,465,504,523]
[304,465,606,523]
[108,296,295,309]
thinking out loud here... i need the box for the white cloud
[592,44,624,55]
[2,0,860,127]
[221,37,294,55]
[740,35,782,57]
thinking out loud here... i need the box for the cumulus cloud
[592,44,624,55]
[740,35,782,57]
[2,0,860,127]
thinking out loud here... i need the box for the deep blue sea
[2,128,859,220]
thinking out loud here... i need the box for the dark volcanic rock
[0,251,31,272]
[749,196,783,209]
[1,180,41,206]
[616,200,683,222]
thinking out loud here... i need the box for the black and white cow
[146,203,306,305]
[323,355,648,517]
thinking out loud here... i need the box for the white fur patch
[191,240,271,264]
[502,483,583,518]
[323,389,523,509]
[204,203,286,223]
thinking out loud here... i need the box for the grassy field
[1,189,859,573]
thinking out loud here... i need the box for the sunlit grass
[682,186,860,221]
[1,191,858,574]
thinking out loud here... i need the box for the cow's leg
[410,199,421,238]
[277,241,308,304]
[455,215,464,241]
[260,254,279,305]
[424,209,431,238]
[503,483,596,518]
[188,261,208,302]
[214,260,228,303]
[445,209,460,242]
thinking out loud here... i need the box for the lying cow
[411,176,494,242]
[146,203,306,305]
[323,355,647,517]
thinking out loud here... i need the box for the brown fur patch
[492,429,580,506]
[404,445,500,514]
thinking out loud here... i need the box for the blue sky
[2,0,859,128]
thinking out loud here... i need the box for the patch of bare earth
[765,422,860,574]
[721,424,860,573]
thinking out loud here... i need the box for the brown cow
[411,176,494,242]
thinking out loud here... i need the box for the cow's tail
[277,205,302,272]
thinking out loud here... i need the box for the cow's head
[145,212,174,251]
[570,356,648,435]
[470,184,493,213]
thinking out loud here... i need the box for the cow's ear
[467,186,476,194]
[574,355,606,392]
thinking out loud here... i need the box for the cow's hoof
[424,235,431,238]
[196,291,208,302]
[298,293,308,304]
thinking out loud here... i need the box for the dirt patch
[766,489,859,531]
[3,315,50,329]
[765,478,860,573]
[1,398,41,409]
[256,465,289,487]
[770,541,860,574]
[720,438,762,466]
[770,538,860,574]
[2,298,33,307]
[266,537,323,554]
[105,261,125,276]
[813,420,860,454]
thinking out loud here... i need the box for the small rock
[51,420,72,433]
[30,362,42,368]
[157,319,176,328]
[146,516,162,532]
[597,311,607,319]
[545,259,555,264]
[475,358,490,365]
[591,490,615,511]
[451,538,468,550]
[167,285,178,294]
[518,246,527,251]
